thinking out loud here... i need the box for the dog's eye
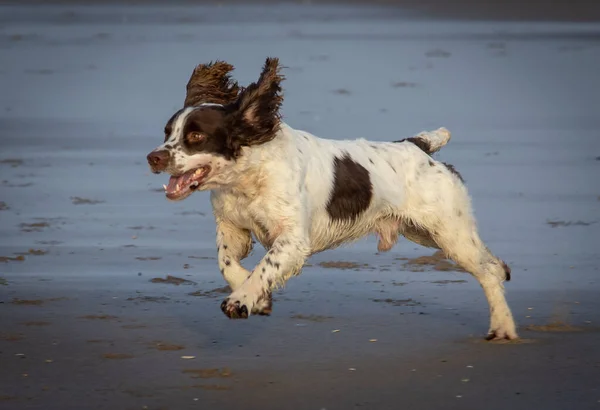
[187,132,204,142]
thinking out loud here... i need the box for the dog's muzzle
[147,149,170,173]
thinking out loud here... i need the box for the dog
[147,58,518,340]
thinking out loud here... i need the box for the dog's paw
[485,326,519,341]
[220,291,272,319]
[220,298,249,319]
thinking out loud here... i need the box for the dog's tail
[394,127,451,155]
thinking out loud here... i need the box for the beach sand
[1,2,599,409]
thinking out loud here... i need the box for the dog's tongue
[166,172,193,195]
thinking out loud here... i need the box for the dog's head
[147,57,284,200]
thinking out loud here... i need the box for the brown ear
[225,57,284,153]
[184,60,240,106]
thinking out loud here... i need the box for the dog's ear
[225,57,284,153]
[184,60,240,106]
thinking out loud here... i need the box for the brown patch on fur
[394,137,432,155]
[326,153,373,221]
[224,57,284,155]
[184,60,240,107]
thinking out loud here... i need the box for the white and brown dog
[147,58,518,340]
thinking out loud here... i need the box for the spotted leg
[221,234,309,318]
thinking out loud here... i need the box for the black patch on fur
[442,162,465,182]
[326,153,373,221]
[394,137,432,155]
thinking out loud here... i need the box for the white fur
[203,122,517,340]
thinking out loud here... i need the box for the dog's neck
[212,138,278,199]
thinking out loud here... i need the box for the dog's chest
[215,193,278,248]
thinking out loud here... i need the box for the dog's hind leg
[405,173,517,340]
[433,223,517,340]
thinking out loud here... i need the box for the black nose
[147,150,170,171]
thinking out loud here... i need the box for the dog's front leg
[221,235,309,319]
[216,220,253,291]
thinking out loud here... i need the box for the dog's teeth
[163,184,167,191]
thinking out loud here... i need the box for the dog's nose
[147,150,170,171]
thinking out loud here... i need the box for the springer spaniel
[147,59,517,340]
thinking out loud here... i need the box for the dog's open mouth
[163,166,211,200]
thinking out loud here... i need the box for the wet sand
[1,2,600,409]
